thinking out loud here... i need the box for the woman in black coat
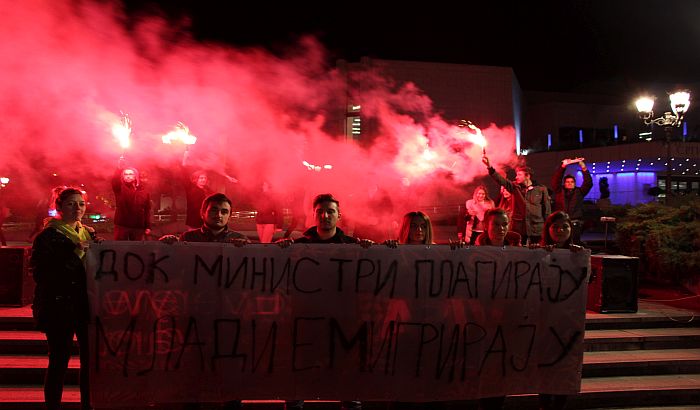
[31,187,96,410]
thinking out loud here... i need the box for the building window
[345,104,361,140]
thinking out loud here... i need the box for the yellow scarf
[45,218,92,259]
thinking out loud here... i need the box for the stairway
[0,303,699,410]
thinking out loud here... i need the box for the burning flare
[302,160,333,172]
[111,113,132,149]
[162,122,197,145]
[458,119,487,154]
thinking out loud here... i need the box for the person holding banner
[160,192,246,410]
[474,208,521,247]
[472,207,520,410]
[278,193,373,249]
[276,193,370,410]
[516,210,583,410]
[535,210,583,410]
[540,210,584,252]
[30,187,97,410]
[160,193,249,246]
[398,210,434,245]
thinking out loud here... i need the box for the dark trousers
[571,220,583,245]
[44,320,90,410]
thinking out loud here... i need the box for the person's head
[483,208,510,245]
[563,174,576,190]
[398,211,433,245]
[542,211,573,247]
[200,193,232,231]
[312,193,340,232]
[55,187,87,223]
[191,170,209,189]
[121,167,139,185]
[473,185,491,202]
[500,185,511,199]
[515,166,533,185]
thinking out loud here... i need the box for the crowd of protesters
[25,152,592,410]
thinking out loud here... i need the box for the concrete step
[585,328,700,351]
[566,373,700,409]
[0,308,33,331]
[583,348,700,377]
[0,330,77,355]
[584,302,700,331]
[0,355,80,384]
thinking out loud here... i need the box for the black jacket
[295,227,360,244]
[31,228,92,331]
[488,167,551,236]
[551,166,592,220]
[180,225,248,243]
[112,168,151,229]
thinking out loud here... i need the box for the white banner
[86,242,590,406]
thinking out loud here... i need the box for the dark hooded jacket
[551,166,592,220]
[112,167,151,229]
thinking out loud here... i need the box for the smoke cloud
[0,0,516,241]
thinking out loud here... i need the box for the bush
[616,199,700,287]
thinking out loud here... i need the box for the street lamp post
[635,91,691,203]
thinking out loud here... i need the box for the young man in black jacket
[551,157,592,244]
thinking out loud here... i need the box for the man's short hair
[563,174,576,182]
[200,193,232,215]
[483,208,509,227]
[313,193,339,209]
[515,165,533,178]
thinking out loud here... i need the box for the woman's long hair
[398,211,433,244]
[472,185,493,203]
[540,211,572,247]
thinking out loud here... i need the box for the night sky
[121,0,700,93]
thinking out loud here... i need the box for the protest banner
[86,242,590,406]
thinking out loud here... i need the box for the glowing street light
[634,90,691,202]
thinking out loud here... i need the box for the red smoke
[0,0,516,239]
